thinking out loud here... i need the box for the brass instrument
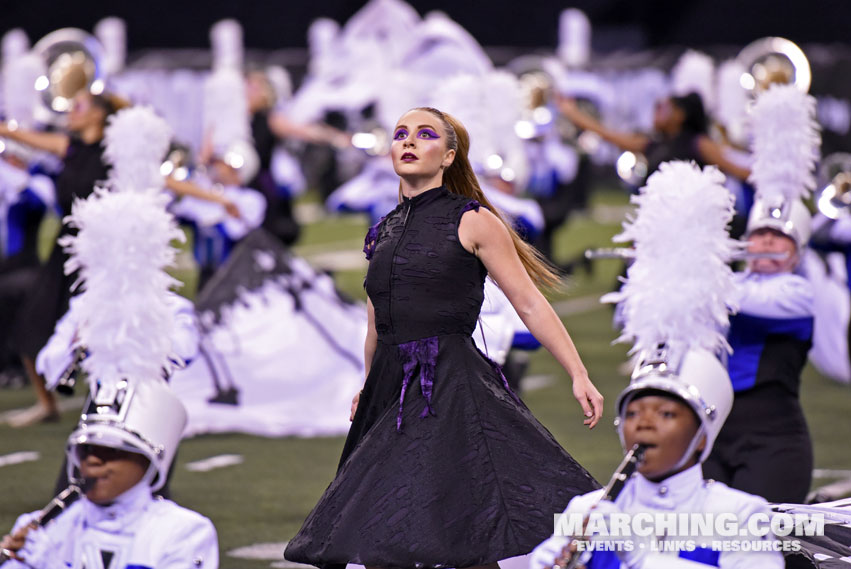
[614,152,649,188]
[507,54,602,154]
[160,143,194,182]
[32,28,106,115]
[815,153,851,220]
[736,36,811,96]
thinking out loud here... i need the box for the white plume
[715,59,750,145]
[558,8,592,67]
[431,73,488,160]
[749,84,821,202]
[61,105,183,391]
[2,51,43,127]
[94,17,127,75]
[210,19,244,71]
[103,106,172,193]
[603,161,739,359]
[203,67,251,155]
[60,188,184,391]
[671,50,716,112]
[1,28,29,60]
[431,71,528,186]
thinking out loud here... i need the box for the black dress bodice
[56,136,109,215]
[364,186,486,345]
[645,131,703,182]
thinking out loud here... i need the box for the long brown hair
[405,107,560,290]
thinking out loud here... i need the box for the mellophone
[0,479,93,564]
[553,443,647,569]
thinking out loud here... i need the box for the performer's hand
[572,375,603,429]
[554,539,584,569]
[556,95,580,120]
[17,525,61,568]
[0,522,35,560]
[350,390,361,421]
[222,199,242,219]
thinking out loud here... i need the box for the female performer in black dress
[285,107,603,569]
[557,92,751,183]
[0,91,121,424]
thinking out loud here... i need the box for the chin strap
[670,424,707,474]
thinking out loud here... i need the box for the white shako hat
[603,160,741,471]
[67,379,187,491]
[745,83,820,251]
[614,346,733,468]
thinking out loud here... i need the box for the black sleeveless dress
[285,186,598,568]
[15,136,108,358]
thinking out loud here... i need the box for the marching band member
[0,89,128,426]
[532,161,783,569]
[556,91,750,186]
[0,144,55,383]
[704,84,821,504]
[806,170,851,384]
[0,103,218,566]
[0,381,218,569]
[168,58,266,288]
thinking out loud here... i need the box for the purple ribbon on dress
[396,336,439,431]
[477,347,522,405]
[363,218,384,261]
[461,200,482,216]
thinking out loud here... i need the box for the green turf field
[1,186,849,567]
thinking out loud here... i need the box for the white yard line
[0,451,40,468]
[521,375,555,392]
[0,396,85,424]
[813,469,851,479]
[185,454,244,472]
[552,295,604,316]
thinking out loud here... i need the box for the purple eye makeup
[393,128,409,140]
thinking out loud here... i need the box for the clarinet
[559,443,648,569]
[0,479,93,564]
[54,346,87,396]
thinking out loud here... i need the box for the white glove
[17,526,65,569]
[586,500,651,569]
[529,535,570,569]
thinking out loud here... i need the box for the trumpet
[0,478,93,564]
[584,247,789,261]
[554,444,648,569]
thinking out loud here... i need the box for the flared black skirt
[285,333,598,568]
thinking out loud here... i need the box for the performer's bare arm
[459,207,604,428]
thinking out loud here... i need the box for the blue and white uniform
[5,480,218,569]
[0,159,55,367]
[0,159,55,271]
[807,214,851,384]
[168,184,266,285]
[704,272,814,503]
[530,465,784,569]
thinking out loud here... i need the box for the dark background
[3,0,849,51]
